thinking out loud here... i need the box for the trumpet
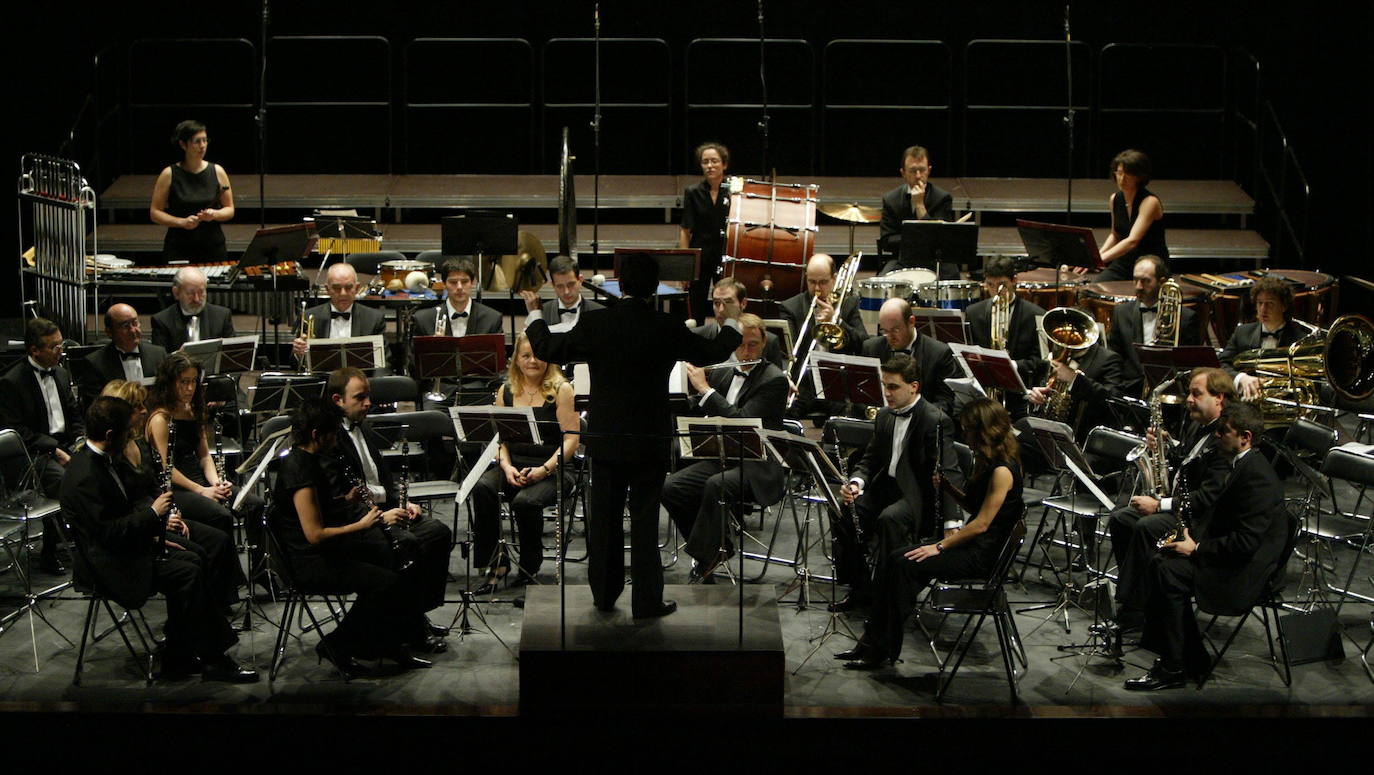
[424,307,451,403]
[296,299,315,371]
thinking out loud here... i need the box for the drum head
[882,268,937,287]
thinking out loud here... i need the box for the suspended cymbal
[492,230,550,293]
[819,202,881,224]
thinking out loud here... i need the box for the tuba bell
[1232,314,1374,424]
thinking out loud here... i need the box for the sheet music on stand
[1133,344,1221,392]
[413,333,507,383]
[912,308,968,344]
[1021,416,1115,510]
[573,361,689,398]
[948,343,1029,396]
[181,335,260,375]
[675,417,765,461]
[305,334,386,372]
[758,429,846,517]
[808,351,884,405]
[247,372,328,415]
[763,318,794,360]
[450,405,541,445]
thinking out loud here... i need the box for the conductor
[527,253,741,618]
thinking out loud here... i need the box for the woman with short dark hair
[1096,149,1169,282]
[679,141,733,324]
[149,120,235,262]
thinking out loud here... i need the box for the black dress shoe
[1124,660,1187,691]
[315,641,366,679]
[382,646,433,671]
[833,643,873,661]
[202,655,261,684]
[409,635,449,655]
[425,618,450,638]
[827,594,868,614]
[688,563,717,585]
[843,652,895,671]
[158,651,202,681]
[633,600,677,619]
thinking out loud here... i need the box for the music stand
[614,248,700,312]
[413,333,506,404]
[948,343,1030,399]
[763,318,794,363]
[900,220,978,280]
[304,334,386,373]
[1133,344,1221,392]
[247,372,327,415]
[808,352,884,414]
[912,308,969,344]
[442,213,519,294]
[1016,218,1102,309]
[216,335,260,374]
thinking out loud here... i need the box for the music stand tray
[758,429,846,517]
[676,417,766,462]
[808,352,884,405]
[900,220,978,271]
[451,406,541,446]
[763,318,794,359]
[248,372,328,415]
[413,333,507,383]
[912,308,968,345]
[613,248,701,286]
[305,334,386,373]
[1020,417,1115,511]
[1015,219,1102,272]
[1134,344,1221,391]
[441,213,519,256]
[574,361,689,399]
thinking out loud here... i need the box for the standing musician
[1105,367,1235,633]
[149,119,234,264]
[80,303,167,408]
[1025,323,1130,442]
[150,267,236,352]
[410,257,504,408]
[782,254,869,419]
[678,142,732,325]
[1093,149,1168,282]
[863,297,959,419]
[326,367,453,639]
[965,256,1048,416]
[467,335,579,594]
[519,255,604,332]
[292,262,388,365]
[838,397,1023,670]
[272,398,435,676]
[1126,402,1287,690]
[831,354,965,613]
[1106,255,1201,397]
[662,314,789,580]
[62,396,258,682]
[527,252,740,619]
[878,145,956,276]
[0,318,85,573]
[693,277,786,370]
[1218,276,1319,401]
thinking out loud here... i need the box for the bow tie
[1262,325,1286,338]
[32,367,55,379]
[1139,306,1157,314]
[891,403,917,418]
[558,307,579,316]
[732,368,751,379]
[330,311,351,320]
[449,311,468,320]
[119,350,141,361]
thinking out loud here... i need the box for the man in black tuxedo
[79,303,168,408]
[61,396,257,682]
[519,255,605,332]
[965,256,1048,417]
[292,262,389,369]
[832,354,965,612]
[662,314,789,577]
[878,145,957,276]
[1106,367,1235,631]
[325,367,452,649]
[782,254,869,420]
[1218,275,1319,401]
[150,267,236,352]
[1106,255,1201,397]
[410,257,505,408]
[527,253,739,618]
[692,277,786,371]
[0,318,86,572]
[862,297,959,419]
[1025,336,1129,443]
[1126,401,1288,690]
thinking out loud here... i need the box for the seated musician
[145,352,262,540]
[519,255,604,332]
[1105,255,1200,397]
[1105,367,1234,634]
[830,354,964,613]
[150,267,236,352]
[80,303,167,408]
[693,277,786,370]
[291,262,388,367]
[1218,275,1318,402]
[272,398,435,676]
[863,297,959,419]
[410,257,504,408]
[149,119,234,264]
[467,335,579,594]
[782,254,869,419]
[1025,316,1129,442]
[662,313,789,580]
[62,396,257,682]
[101,379,243,613]
[0,318,85,573]
[1126,402,1287,690]
[838,397,1023,670]
[1095,149,1168,282]
[679,141,732,324]
[326,367,453,641]
[878,145,956,277]
[965,256,1048,416]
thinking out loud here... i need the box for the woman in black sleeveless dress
[840,397,1026,669]
[470,333,580,593]
[150,120,235,262]
[1096,148,1168,282]
[679,142,732,324]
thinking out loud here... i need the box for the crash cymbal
[819,202,881,224]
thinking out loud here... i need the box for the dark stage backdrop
[5,1,1369,314]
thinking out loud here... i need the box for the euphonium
[1037,306,1099,423]
[1232,314,1374,425]
[1152,278,1183,346]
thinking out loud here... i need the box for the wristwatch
[934,542,944,554]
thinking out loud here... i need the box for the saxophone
[1126,378,1173,498]
[1156,465,1191,550]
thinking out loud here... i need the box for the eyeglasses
[111,319,139,330]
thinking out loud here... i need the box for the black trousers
[155,547,238,661]
[37,455,66,557]
[394,517,453,612]
[169,518,243,608]
[587,456,666,616]
[469,461,564,576]
[1107,505,1177,613]
[834,477,921,599]
[662,461,767,565]
[865,542,993,662]
[1139,552,1210,674]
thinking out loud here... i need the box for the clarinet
[213,413,228,485]
[156,419,181,558]
[932,419,943,530]
[339,454,413,570]
[397,425,411,519]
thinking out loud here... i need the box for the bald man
[151,267,236,351]
[861,297,958,418]
[292,263,388,361]
[780,254,868,418]
[80,303,168,406]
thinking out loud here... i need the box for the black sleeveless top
[1101,186,1168,280]
[966,458,1025,558]
[500,383,563,463]
[166,416,209,486]
[680,179,730,279]
[162,162,227,262]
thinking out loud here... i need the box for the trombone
[789,253,861,397]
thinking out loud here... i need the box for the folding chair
[262,509,353,682]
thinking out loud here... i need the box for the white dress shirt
[28,356,65,436]
[183,307,201,343]
[343,419,386,503]
[445,299,472,338]
[329,305,354,340]
[116,348,145,382]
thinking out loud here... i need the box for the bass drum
[723,177,818,303]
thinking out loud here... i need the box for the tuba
[1233,314,1374,425]
[1037,306,1100,423]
